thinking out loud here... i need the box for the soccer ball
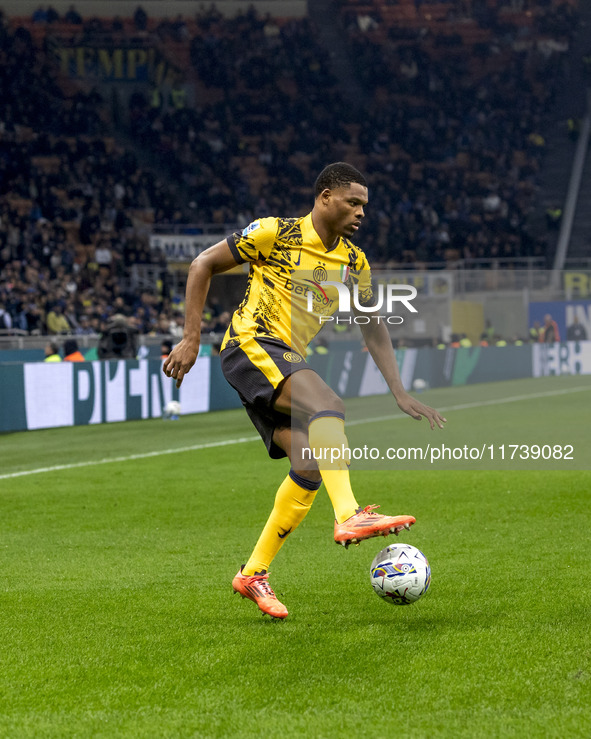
[412,377,428,392]
[370,543,431,605]
[163,400,181,419]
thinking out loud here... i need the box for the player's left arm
[358,313,447,430]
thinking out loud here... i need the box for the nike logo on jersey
[293,248,303,266]
[278,527,292,539]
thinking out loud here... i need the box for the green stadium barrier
[309,343,583,396]
[0,349,44,363]
[417,345,533,388]
[0,358,210,433]
[2,343,590,432]
[0,364,27,433]
[209,357,242,411]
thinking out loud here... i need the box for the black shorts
[220,336,309,458]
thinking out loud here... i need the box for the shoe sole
[335,521,413,549]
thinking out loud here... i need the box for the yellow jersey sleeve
[350,246,375,307]
[228,218,278,264]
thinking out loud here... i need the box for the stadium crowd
[127,0,575,264]
[0,2,579,336]
[0,13,185,336]
[337,0,577,263]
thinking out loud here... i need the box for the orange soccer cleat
[334,505,416,548]
[232,566,288,619]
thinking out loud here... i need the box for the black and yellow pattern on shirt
[223,213,373,357]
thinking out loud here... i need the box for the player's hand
[162,339,199,388]
[396,392,447,430]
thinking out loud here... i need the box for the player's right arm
[163,239,238,388]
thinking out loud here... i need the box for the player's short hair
[314,162,367,197]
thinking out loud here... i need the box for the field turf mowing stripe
[1,380,588,480]
[0,376,590,737]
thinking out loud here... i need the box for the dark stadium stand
[336,0,577,263]
[0,1,580,336]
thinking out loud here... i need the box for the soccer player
[163,162,446,619]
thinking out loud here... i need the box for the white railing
[122,258,554,299]
[151,223,239,236]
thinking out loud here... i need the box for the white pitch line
[1,384,588,480]
[0,436,259,480]
[346,384,591,427]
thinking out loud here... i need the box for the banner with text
[0,358,209,432]
[3,344,591,433]
[53,43,170,82]
[149,233,227,262]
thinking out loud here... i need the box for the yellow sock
[308,412,359,524]
[243,471,320,576]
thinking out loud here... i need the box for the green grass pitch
[1,376,590,738]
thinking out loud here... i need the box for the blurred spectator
[95,240,114,272]
[546,206,562,229]
[46,305,70,334]
[161,338,173,358]
[529,321,542,342]
[64,338,85,361]
[31,7,48,23]
[566,316,587,341]
[540,314,560,343]
[0,301,12,331]
[133,5,148,31]
[169,312,184,339]
[44,340,61,362]
[80,206,102,246]
[211,310,231,334]
[46,6,60,23]
[64,5,82,24]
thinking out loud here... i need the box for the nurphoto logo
[306,281,418,325]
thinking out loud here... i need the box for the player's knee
[291,468,322,484]
[327,394,346,418]
[306,392,345,423]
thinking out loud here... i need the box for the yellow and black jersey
[222,213,373,357]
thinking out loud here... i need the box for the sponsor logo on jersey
[283,352,303,363]
[242,220,261,237]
